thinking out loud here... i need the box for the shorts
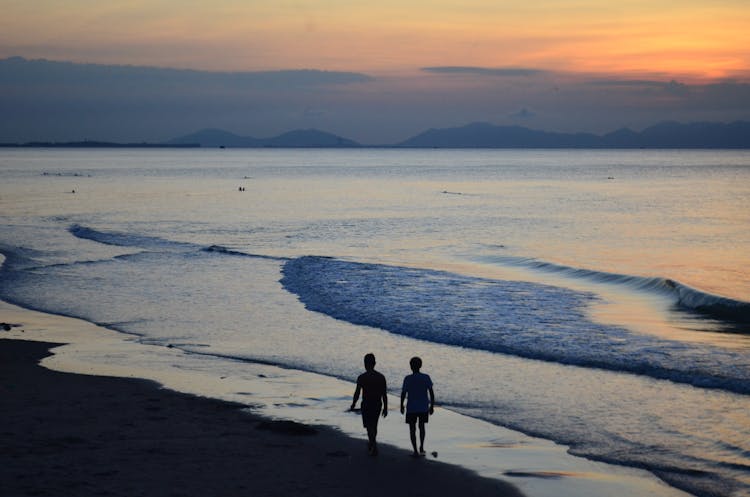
[361,403,382,428]
[405,412,429,425]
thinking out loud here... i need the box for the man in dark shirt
[350,353,388,455]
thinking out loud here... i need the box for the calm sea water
[1,148,749,497]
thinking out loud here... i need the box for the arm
[381,379,388,418]
[400,389,406,414]
[350,384,361,411]
[428,386,435,415]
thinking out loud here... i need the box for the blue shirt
[401,372,433,413]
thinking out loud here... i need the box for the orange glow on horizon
[0,1,748,81]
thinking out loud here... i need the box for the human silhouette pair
[350,354,435,457]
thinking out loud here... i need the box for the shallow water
[1,148,749,497]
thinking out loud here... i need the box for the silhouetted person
[400,356,434,457]
[350,353,388,455]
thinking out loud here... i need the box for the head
[409,356,422,373]
[364,353,376,371]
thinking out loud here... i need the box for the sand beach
[0,338,521,497]
[0,299,696,497]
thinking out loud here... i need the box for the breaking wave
[478,255,750,325]
[281,255,750,395]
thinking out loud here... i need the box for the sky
[1,0,749,143]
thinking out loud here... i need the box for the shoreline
[0,299,693,497]
[0,338,522,497]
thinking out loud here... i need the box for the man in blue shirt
[350,353,388,455]
[400,356,435,457]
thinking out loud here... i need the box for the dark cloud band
[421,66,546,77]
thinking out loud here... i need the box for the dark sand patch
[0,339,523,497]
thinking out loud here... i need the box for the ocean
[1,148,748,497]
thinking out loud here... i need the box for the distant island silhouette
[0,141,200,149]
[394,121,750,149]
[2,121,749,149]
[166,128,361,148]
[165,121,750,148]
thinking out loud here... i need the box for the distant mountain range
[3,121,749,149]
[396,121,750,148]
[167,121,750,149]
[167,128,360,148]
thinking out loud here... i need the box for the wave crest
[482,256,750,325]
[281,256,750,394]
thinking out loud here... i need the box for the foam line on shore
[0,299,691,497]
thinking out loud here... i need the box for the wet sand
[0,339,523,497]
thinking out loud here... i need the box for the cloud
[0,56,376,143]
[421,66,548,77]
[510,108,536,119]
[0,56,375,91]
[302,106,327,118]
[586,78,690,96]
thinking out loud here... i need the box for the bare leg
[367,426,378,455]
[409,423,419,455]
[418,420,426,454]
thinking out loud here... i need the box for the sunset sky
[1,0,749,143]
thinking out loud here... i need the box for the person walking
[400,356,435,457]
[350,353,388,455]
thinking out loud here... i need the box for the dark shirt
[356,370,387,408]
[402,372,433,413]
